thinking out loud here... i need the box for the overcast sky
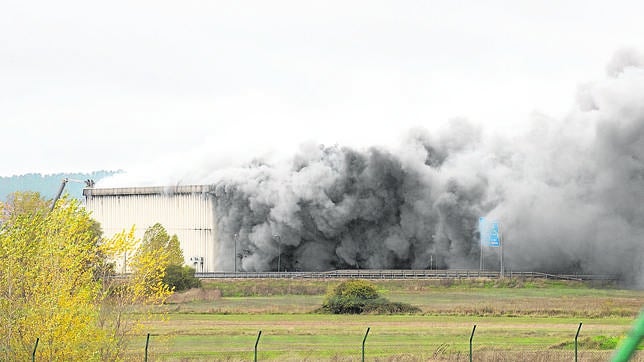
[2,0,644,177]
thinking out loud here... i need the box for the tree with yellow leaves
[95,226,173,361]
[131,223,198,295]
[0,192,172,361]
[0,194,106,360]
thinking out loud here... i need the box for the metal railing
[195,269,619,281]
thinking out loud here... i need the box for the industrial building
[83,185,219,272]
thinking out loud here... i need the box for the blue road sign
[479,217,500,247]
[488,222,500,247]
[479,217,486,242]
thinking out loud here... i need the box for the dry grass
[202,279,328,296]
[167,288,222,303]
[183,277,643,318]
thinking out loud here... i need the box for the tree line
[0,170,120,201]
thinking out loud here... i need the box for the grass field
[134,278,644,361]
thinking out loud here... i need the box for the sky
[2,0,644,178]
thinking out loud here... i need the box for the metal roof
[82,184,214,197]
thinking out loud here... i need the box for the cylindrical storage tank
[83,185,219,272]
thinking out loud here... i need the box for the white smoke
[99,51,644,285]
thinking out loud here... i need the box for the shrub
[365,300,421,314]
[164,265,201,292]
[332,279,379,300]
[320,280,420,314]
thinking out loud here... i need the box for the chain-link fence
[100,326,643,361]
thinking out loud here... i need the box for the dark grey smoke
[96,50,644,286]
[213,141,485,273]
[211,51,644,286]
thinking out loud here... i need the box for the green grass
[136,277,644,361]
[139,314,641,361]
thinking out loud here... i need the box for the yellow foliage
[0,196,173,361]
[100,227,137,261]
[0,197,105,360]
[129,237,173,304]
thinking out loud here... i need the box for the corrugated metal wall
[84,188,219,272]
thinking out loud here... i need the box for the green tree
[163,265,201,292]
[136,223,184,267]
[131,223,196,295]
[167,234,184,266]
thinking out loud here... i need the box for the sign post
[500,231,504,278]
[479,217,485,271]
[479,217,502,273]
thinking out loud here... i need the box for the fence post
[144,333,150,362]
[575,322,582,362]
[469,325,476,362]
[32,337,39,362]
[362,327,370,362]
[254,330,262,362]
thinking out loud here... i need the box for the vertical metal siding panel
[205,195,210,271]
[208,195,216,272]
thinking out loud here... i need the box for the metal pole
[500,232,504,278]
[144,333,150,362]
[254,330,262,362]
[362,327,370,362]
[479,217,485,271]
[278,241,281,273]
[50,178,68,212]
[479,232,483,271]
[32,338,39,362]
[469,325,476,362]
[575,322,582,362]
[273,235,281,272]
[234,233,238,273]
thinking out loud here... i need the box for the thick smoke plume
[210,52,644,285]
[212,130,487,273]
[103,51,644,285]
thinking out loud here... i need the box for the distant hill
[0,171,121,201]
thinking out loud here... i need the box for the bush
[164,265,201,292]
[320,280,420,314]
[332,279,379,300]
[365,300,421,314]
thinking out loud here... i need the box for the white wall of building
[84,186,219,272]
